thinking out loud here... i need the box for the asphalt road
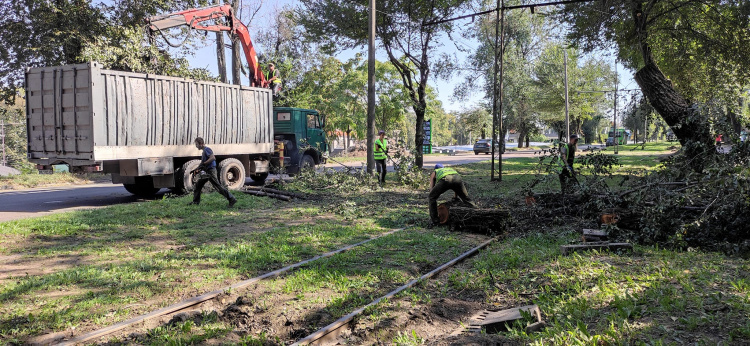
[0,150,540,222]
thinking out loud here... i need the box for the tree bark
[216,35,227,83]
[231,0,242,85]
[632,1,713,170]
[213,0,227,83]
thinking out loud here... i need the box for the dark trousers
[559,167,575,194]
[193,167,235,203]
[375,159,387,183]
[429,174,473,223]
[270,83,282,97]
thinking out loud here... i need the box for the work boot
[228,198,237,208]
[187,201,199,206]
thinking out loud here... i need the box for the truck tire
[218,158,245,190]
[174,159,202,194]
[301,154,315,171]
[250,172,268,183]
[123,177,161,197]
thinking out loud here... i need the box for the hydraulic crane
[145,4,268,88]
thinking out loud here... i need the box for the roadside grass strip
[0,193,395,344]
[111,229,487,344]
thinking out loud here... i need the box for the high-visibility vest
[560,143,575,166]
[435,167,458,181]
[374,138,387,160]
[267,69,281,84]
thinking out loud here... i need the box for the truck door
[306,112,326,154]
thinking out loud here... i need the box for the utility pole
[490,0,504,181]
[613,63,619,154]
[564,48,570,139]
[1,120,5,166]
[366,0,376,174]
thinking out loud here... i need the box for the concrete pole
[1,120,5,166]
[366,0,376,173]
[564,49,570,140]
[614,64,619,154]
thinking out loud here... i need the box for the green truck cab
[272,107,327,174]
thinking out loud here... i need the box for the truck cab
[272,107,327,174]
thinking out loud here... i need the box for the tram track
[55,227,408,345]
[292,236,498,345]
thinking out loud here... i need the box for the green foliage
[298,0,473,167]
[0,0,107,104]
[0,97,33,171]
[79,26,215,81]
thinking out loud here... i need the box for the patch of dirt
[0,253,88,284]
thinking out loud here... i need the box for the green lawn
[3,140,747,345]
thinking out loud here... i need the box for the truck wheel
[474,151,479,155]
[301,155,315,171]
[123,177,161,197]
[218,158,245,190]
[250,172,268,183]
[174,159,202,194]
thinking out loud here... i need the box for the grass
[4,140,745,345]
[388,231,750,344]
[0,172,107,190]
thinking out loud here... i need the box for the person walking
[428,164,474,227]
[374,130,388,185]
[559,134,579,194]
[266,63,282,99]
[189,137,237,207]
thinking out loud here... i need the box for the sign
[422,119,432,154]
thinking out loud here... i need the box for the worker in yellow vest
[428,164,474,227]
[266,63,282,98]
[374,130,388,185]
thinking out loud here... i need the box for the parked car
[473,139,501,155]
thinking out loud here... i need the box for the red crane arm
[145,4,267,87]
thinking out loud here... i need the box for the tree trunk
[216,34,227,83]
[632,2,713,170]
[517,130,526,148]
[634,63,713,170]
[231,0,241,85]
[525,134,530,147]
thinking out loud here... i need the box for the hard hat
[435,164,444,169]
[378,130,385,135]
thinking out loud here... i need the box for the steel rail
[57,227,408,345]
[293,236,498,346]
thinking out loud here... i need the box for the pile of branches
[605,142,750,255]
[528,143,750,256]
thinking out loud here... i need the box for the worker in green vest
[428,164,474,227]
[559,134,579,194]
[374,130,388,184]
[266,63,282,98]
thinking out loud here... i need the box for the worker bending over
[428,164,475,227]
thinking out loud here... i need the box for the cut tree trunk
[443,206,512,235]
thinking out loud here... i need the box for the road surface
[1,150,545,222]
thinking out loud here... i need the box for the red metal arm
[146,4,267,87]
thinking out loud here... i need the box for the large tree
[298,0,474,168]
[0,0,106,104]
[557,0,750,169]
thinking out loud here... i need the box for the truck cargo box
[25,62,273,165]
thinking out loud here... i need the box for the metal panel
[26,62,274,163]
